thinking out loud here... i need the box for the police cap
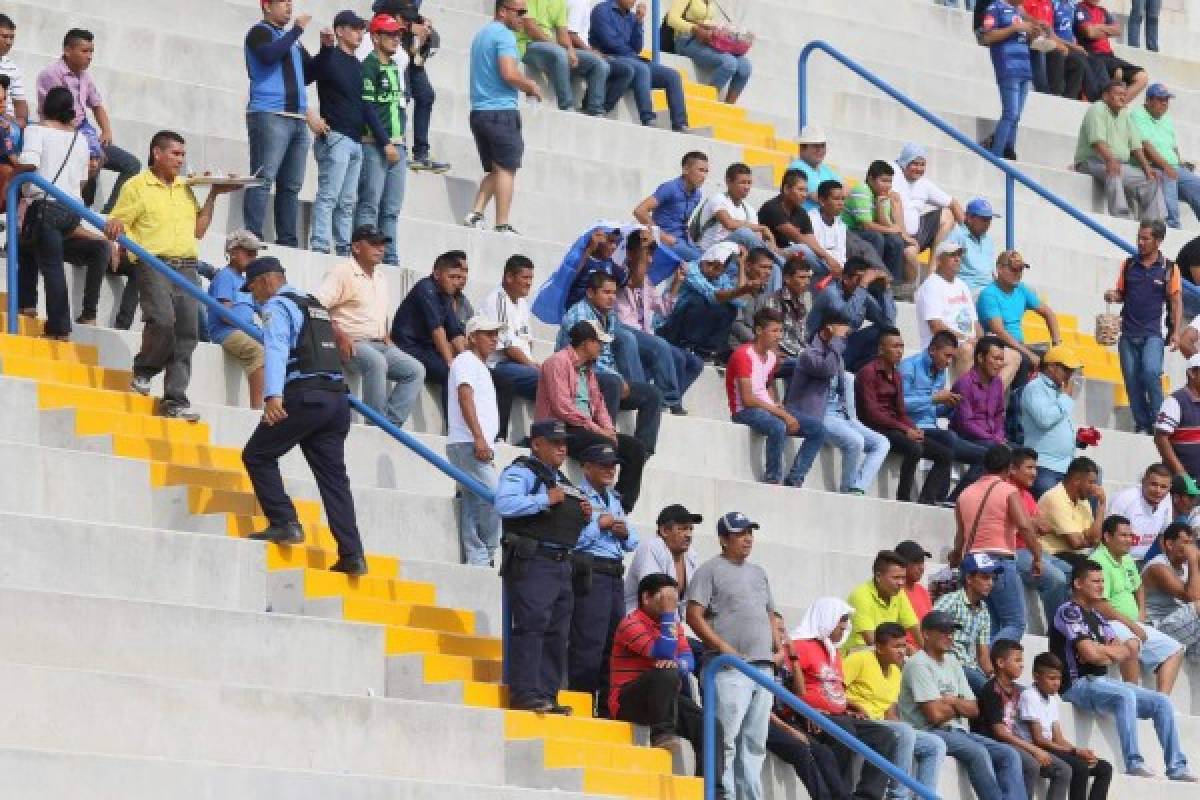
[580,443,620,465]
[529,419,568,442]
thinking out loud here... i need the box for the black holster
[572,551,595,595]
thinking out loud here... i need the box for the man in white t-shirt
[1109,463,1173,562]
[915,240,981,376]
[446,314,506,567]
[0,14,27,123]
[695,163,784,276]
[480,254,539,441]
[893,143,964,258]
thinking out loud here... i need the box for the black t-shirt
[757,195,813,249]
[971,677,1020,738]
[1177,236,1200,283]
[1048,601,1113,692]
[391,275,464,352]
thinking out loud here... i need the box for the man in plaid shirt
[934,553,1004,694]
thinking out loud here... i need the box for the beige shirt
[312,258,391,342]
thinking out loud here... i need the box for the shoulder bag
[21,130,82,244]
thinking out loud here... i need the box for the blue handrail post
[651,0,661,64]
[5,177,19,332]
[1006,175,1016,250]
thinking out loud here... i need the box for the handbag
[707,0,754,55]
[930,478,1003,602]
[1094,302,1120,346]
[21,131,82,244]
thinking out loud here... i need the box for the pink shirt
[957,475,1019,555]
[725,343,776,415]
[36,59,102,127]
[615,283,673,334]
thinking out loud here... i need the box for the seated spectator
[618,230,702,415]
[846,550,923,652]
[1175,234,1200,321]
[693,163,781,272]
[1131,85,1200,229]
[518,0,610,116]
[892,144,964,257]
[807,258,897,373]
[786,127,839,211]
[1018,653,1114,799]
[1074,81,1165,220]
[1037,458,1106,610]
[973,639,1073,800]
[611,573,716,771]
[1039,0,1091,100]
[858,328,954,505]
[1020,346,1081,496]
[208,230,267,409]
[1156,354,1200,480]
[1073,0,1148,100]
[757,169,838,277]
[313,225,425,426]
[896,540,935,635]
[790,311,891,495]
[728,308,825,487]
[537,319,647,510]
[728,264,775,351]
[1142,522,1200,660]
[842,160,920,292]
[565,226,627,310]
[945,198,999,293]
[813,179,890,278]
[1008,446,1066,628]
[843,622,947,800]
[624,505,701,612]
[977,250,1062,388]
[446,315,505,567]
[950,337,1010,449]
[633,151,707,264]
[916,241,982,377]
[589,0,688,131]
[1108,463,1172,562]
[665,0,751,104]
[1142,474,1200,564]
[790,598,904,799]
[482,255,539,442]
[898,611,1026,799]
[392,250,468,403]
[762,257,812,382]
[934,553,1002,693]
[658,242,767,360]
[1050,559,1196,781]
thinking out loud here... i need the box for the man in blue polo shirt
[785,127,839,211]
[633,151,707,265]
[945,198,1000,292]
[978,0,1033,161]
[977,249,1062,387]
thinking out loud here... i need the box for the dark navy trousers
[567,569,624,700]
[505,554,573,707]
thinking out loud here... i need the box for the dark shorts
[1090,52,1144,85]
[915,208,943,252]
[469,109,523,173]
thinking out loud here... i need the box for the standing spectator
[728,308,826,487]
[495,419,592,714]
[242,3,313,247]
[950,337,1010,449]
[447,315,505,567]
[973,640,1073,800]
[898,611,1026,800]
[36,29,141,214]
[1050,560,1196,780]
[624,504,701,612]
[1125,0,1160,51]
[892,144,964,258]
[1142,522,1200,659]
[569,442,639,706]
[518,0,610,116]
[103,131,233,421]
[312,225,425,426]
[463,0,542,235]
[945,198,1000,293]
[482,255,540,441]
[916,240,982,377]
[0,14,27,124]
[786,128,840,211]
[896,540,935,632]
[354,13,409,265]
[977,249,1063,387]
[1108,463,1172,562]
[757,169,839,277]
[658,242,767,360]
[807,259,897,373]
[686,511,779,800]
[1156,354,1200,481]
[392,251,468,401]
[1104,219,1180,434]
[978,0,1034,161]
[934,553,1002,693]
[207,230,268,409]
[857,328,955,505]
[1074,81,1164,220]
[846,550,924,652]
[693,163,778,261]
[1132,84,1200,229]
[590,0,689,131]
[1020,345,1081,496]
[666,0,752,104]
[1074,0,1148,98]
[843,160,920,291]
[633,152,708,264]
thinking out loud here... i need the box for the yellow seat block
[187,485,323,523]
[710,121,773,149]
[1113,382,1129,406]
[0,313,46,336]
[340,595,475,634]
[685,97,747,124]
[541,737,672,774]
[681,80,717,101]
[505,710,634,744]
[112,436,243,470]
[582,767,702,800]
[149,461,252,492]
[37,382,157,415]
[0,333,98,364]
[1057,313,1079,331]
[386,625,502,659]
[462,683,592,716]
[297,567,436,604]
[69,407,211,443]
[1,354,130,391]
[266,544,400,579]
[423,652,504,683]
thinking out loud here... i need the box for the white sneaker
[462,211,484,229]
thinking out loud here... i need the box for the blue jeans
[1127,0,1161,50]
[493,359,540,441]
[405,63,435,160]
[983,555,1026,644]
[1162,165,1200,228]
[675,35,752,98]
[354,143,407,265]
[1016,548,1072,630]
[244,111,310,247]
[623,324,683,407]
[523,43,609,115]
[611,324,647,383]
[991,78,1031,158]
[822,411,890,492]
[310,134,363,255]
[883,720,946,800]
[1118,333,1165,432]
[714,665,773,800]
[611,55,688,129]
[1064,676,1189,776]
[732,407,825,485]
[446,442,501,566]
[346,340,425,425]
[1183,277,1200,320]
[929,727,1024,800]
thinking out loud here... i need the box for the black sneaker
[247,522,305,545]
[330,555,368,577]
[160,403,200,422]
[494,224,520,236]
[129,372,153,395]
[409,156,451,173]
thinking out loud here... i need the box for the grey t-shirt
[686,555,776,662]
[899,650,974,731]
[1142,554,1188,624]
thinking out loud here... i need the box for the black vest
[501,456,589,549]
[281,292,344,378]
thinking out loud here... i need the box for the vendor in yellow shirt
[845,551,923,652]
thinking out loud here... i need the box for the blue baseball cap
[965,198,1001,219]
[717,511,759,536]
[1147,83,1175,99]
[241,256,285,291]
[961,552,1005,576]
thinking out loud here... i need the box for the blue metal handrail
[702,654,940,800]
[798,40,1137,256]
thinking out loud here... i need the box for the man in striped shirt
[0,15,27,124]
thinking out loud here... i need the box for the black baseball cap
[241,256,285,291]
[657,504,703,526]
[529,419,568,442]
[580,443,620,465]
[894,540,932,564]
[921,610,962,633]
[352,224,391,244]
[333,10,368,28]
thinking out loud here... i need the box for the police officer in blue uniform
[567,442,639,714]
[496,420,592,714]
[978,0,1033,160]
[240,256,368,576]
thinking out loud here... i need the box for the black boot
[247,521,305,545]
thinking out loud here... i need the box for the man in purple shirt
[36,28,140,214]
[950,335,1010,449]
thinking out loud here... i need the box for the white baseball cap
[465,315,506,336]
[701,241,740,264]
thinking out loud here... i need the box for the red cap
[369,12,402,33]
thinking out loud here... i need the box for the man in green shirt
[1090,514,1184,693]
[355,14,407,266]
[1074,79,1165,221]
[842,159,919,289]
[1131,83,1200,229]
[517,0,610,116]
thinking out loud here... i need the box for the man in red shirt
[895,539,934,640]
[1074,0,1147,100]
[610,572,718,776]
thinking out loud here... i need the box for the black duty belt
[591,557,625,577]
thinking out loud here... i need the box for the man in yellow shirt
[845,550,923,652]
[844,622,946,799]
[1033,456,1106,624]
[104,130,235,420]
